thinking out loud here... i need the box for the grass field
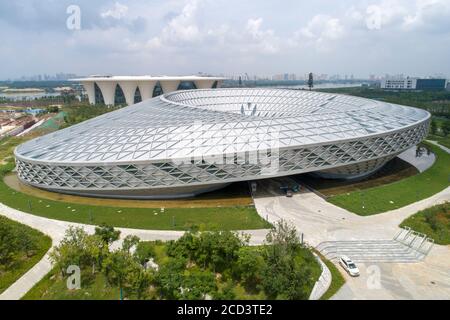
[400,202,449,245]
[22,269,121,300]
[428,134,450,149]
[299,157,418,197]
[0,176,269,230]
[0,216,52,294]
[314,251,346,300]
[328,142,450,215]
[4,174,254,209]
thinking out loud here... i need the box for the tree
[430,120,437,135]
[134,242,156,266]
[260,220,316,300]
[102,249,141,299]
[122,235,140,253]
[442,121,450,136]
[265,219,301,257]
[49,227,99,276]
[0,221,21,265]
[308,73,314,91]
[154,256,188,299]
[234,247,265,289]
[167,231,249,273]
[84,233,109,274]
[0,217,38,266]
[127,266,153,300]
[261,253,313,300]
[213,280,236,300]
[181,270,217,300]
[95,223,120,245]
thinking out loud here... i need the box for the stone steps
[316,227,434,264]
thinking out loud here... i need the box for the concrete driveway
[252,177,450,300]
[332,245,450,300]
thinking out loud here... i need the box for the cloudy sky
[1,0,449,79]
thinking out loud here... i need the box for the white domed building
[15,88,430,199]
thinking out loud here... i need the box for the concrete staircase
[316,227,434,263]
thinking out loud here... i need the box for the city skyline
[1,0,450,79]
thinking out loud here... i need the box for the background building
[381,78,447,90]
[15,88,430,199]
[72,75,225,106]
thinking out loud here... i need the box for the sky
[1,0,450,79]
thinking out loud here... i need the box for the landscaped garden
[429,117,450,149]
[0,216,52,294]
[328,142,450,215]
[400,202,449,245]
[23,221,323,300]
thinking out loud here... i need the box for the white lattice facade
[15,88,430,199]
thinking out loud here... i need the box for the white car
[339,256,360,277]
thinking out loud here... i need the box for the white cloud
[300,15,344,40]
[1,0,450,79]
[291,14,344,52]
[244,18,279,54]
[402,0,450,31]
[101,2,128,20]
[365,0,409,30]
[150,0,202,46]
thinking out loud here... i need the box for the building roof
[70,75,226,82]
[15,88,430,165]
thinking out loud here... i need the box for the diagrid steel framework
[15,88,430,199]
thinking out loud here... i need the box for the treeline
[320,87,450,117]
[0,81,72,89]
[50,221,320,300]
[62,105,121,127]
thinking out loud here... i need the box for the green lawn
[400,202,449,245]
[329,142,450,215]
[22,269,121,300]
[0,216,52,294]
[318,254,345,300]
[0,175,269,230]
[428,134,450,149]
[311,250,345,300]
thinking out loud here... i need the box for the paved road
[253,178,450,246]
[427,140,450,154]
[252,178,450,299]
[331,245,450,300]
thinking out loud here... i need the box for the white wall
[84,79,220,106]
